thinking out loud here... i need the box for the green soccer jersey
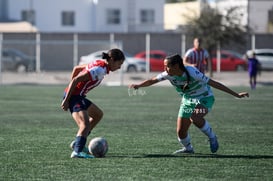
[156,66,213,99]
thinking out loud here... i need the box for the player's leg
[69,96,94,158]
[253,74,257,89]
[173,117,195,154]
[70,103,103,156]
[173,99,195,154]
[87,103,103,131]
[71,110,94,158]
[191,103,218,153]
[249,74,255,89]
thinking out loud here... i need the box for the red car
[134,50,167,71]
[211,50,247,71]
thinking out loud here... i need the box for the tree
[186,6,247,76]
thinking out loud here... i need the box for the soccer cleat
[70,140,90,154]
[70,151,94,158]
[209,136,219,153]
[173,147,194,154]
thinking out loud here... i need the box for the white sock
[200,120,216,139]
[178,134,193,150]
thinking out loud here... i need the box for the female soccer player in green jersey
[130,54,249,154]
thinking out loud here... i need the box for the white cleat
[70,151,94,158]
[70,140,90,154]
[173,147,194,154]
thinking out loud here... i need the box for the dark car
[211,50,247,71]
[1,49,35,72]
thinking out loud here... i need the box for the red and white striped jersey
[184,48,209,73]
[65,60,109,96]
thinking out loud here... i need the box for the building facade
[0,0,164,33]
[164,1,201,31]
[248,0,273,33]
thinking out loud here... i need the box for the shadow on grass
[108,153,273,159]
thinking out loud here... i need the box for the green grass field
[0,84,273,180]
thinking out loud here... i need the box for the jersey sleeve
[204,49,209,59]
[88,66,106,81]
[184,49,192,58]
[187,66,209,83]
[156,71,168,82]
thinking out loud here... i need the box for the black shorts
[66,95,92,113]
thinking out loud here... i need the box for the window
[151,53,164,60]
[140,9,154,24]
[62,11,75,26]
[106,9,121,25]
[221,53,229,59]
[22,10,35,25]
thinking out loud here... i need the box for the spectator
[247,51,261,89]
[184,37,209,73]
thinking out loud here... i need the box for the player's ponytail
[166,54,190,91]
[102,48,125,62]
[102,52,110,60]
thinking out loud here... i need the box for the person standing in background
[184,37,209,73]
[247,51,261,89]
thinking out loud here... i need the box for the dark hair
[195,37,202,43]
[102,48,125,62]
[166,54,190,90]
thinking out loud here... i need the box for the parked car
[246,49,273,70]
[211,50,247,71]
[1,48,35,73]
[134,50,167,71]
[79,50,146,73]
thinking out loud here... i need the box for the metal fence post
[73,33,78,67]
[181,34,186,56]
[145,33,150,74]
[251,34,256,50]
[0,33,2,85]
[110,33,115,48]
[216,41,221,73]
[36,33,41,72]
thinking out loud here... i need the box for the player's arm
[71,64,87,79]
[61,71,90,111]
[208,79,249,98]
[129,77,159,89]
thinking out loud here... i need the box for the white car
[79,50,146,73]
[246,49,273,70]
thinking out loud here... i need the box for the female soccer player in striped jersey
[130,54,249,154]
[61,48,125,158]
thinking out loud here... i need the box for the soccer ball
[88,137,108,158]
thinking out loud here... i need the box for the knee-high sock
[200,120,216,139]
[178,134,193,150]
[74,136,87,153]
